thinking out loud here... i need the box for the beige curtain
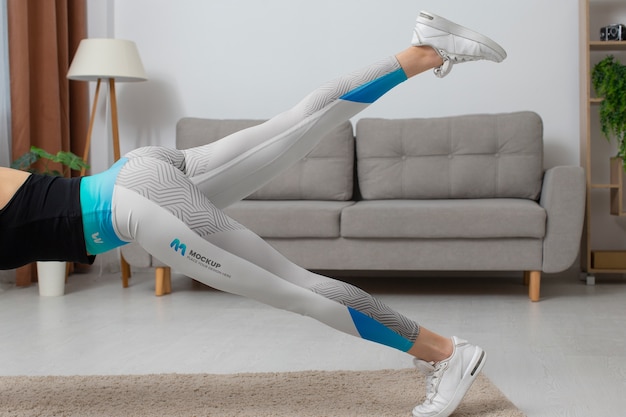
[7,0,89,286]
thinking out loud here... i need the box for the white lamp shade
[67,38,147,82]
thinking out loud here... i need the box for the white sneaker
[412,11,507,78]
[412,337,486,417]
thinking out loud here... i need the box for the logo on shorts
[170,238,187,256]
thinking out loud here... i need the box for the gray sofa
[121,111,586,301]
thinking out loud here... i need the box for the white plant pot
[37,261,67,297]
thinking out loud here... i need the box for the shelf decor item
[10,146,89,296]
[591,55,626,163]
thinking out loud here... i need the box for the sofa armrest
[539,166,586,273]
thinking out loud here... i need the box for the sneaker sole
[417,11,507,62]
[413,346,487,417]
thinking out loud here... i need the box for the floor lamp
[67,38,147,170]
[67,38,147,287]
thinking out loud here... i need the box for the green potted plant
[10,146,89,296]
[591,55,626,163]
[10,146,89,176]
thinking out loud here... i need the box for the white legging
[86,56,420,352]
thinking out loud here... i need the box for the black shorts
[0,174,95,270]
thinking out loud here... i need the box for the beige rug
[0,369,525,417]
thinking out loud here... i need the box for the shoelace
[433,57,453,78]
[434,50,483,78]
[423,360,449,402]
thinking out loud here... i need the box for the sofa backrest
[355,111,544,200]
[176,118,355,200]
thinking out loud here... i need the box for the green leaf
[30,146,56,161]
[9,151,40,172]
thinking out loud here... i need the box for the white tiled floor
[1,268,625,417]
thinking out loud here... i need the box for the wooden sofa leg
[120,255,131,288]
[523,271,530,286]
[527,270,541,302]
[163,267,172,295]
[155,267,172,296]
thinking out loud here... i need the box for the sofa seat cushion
[224,200,355,238]
[356,112,543,200]
[341,199,546,239]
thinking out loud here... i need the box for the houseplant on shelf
[10,146,89,296]
[591,55,626,164]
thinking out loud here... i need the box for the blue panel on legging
[80,158,129,255]
[339,68,407,104]
[348,307,413,352]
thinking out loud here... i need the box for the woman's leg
[109,154,481,417]
[175,47,442,209]
[112,157,428,352]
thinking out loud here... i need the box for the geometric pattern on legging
[115,156,245,237]
[310,280,420,343]
[181,143,215,177]
[300,57,401,117]
[124,146,188,173]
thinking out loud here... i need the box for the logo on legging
[170,238,187,256]
[169,237,229,278]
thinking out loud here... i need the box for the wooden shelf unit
[580,0,626,274]
[589,40,626,50]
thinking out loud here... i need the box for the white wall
[86,0,580,174]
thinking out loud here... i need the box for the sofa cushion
[176,118,355,201]
[355,112,543,200]
[224,200,355,238]
[341,199,546,239]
